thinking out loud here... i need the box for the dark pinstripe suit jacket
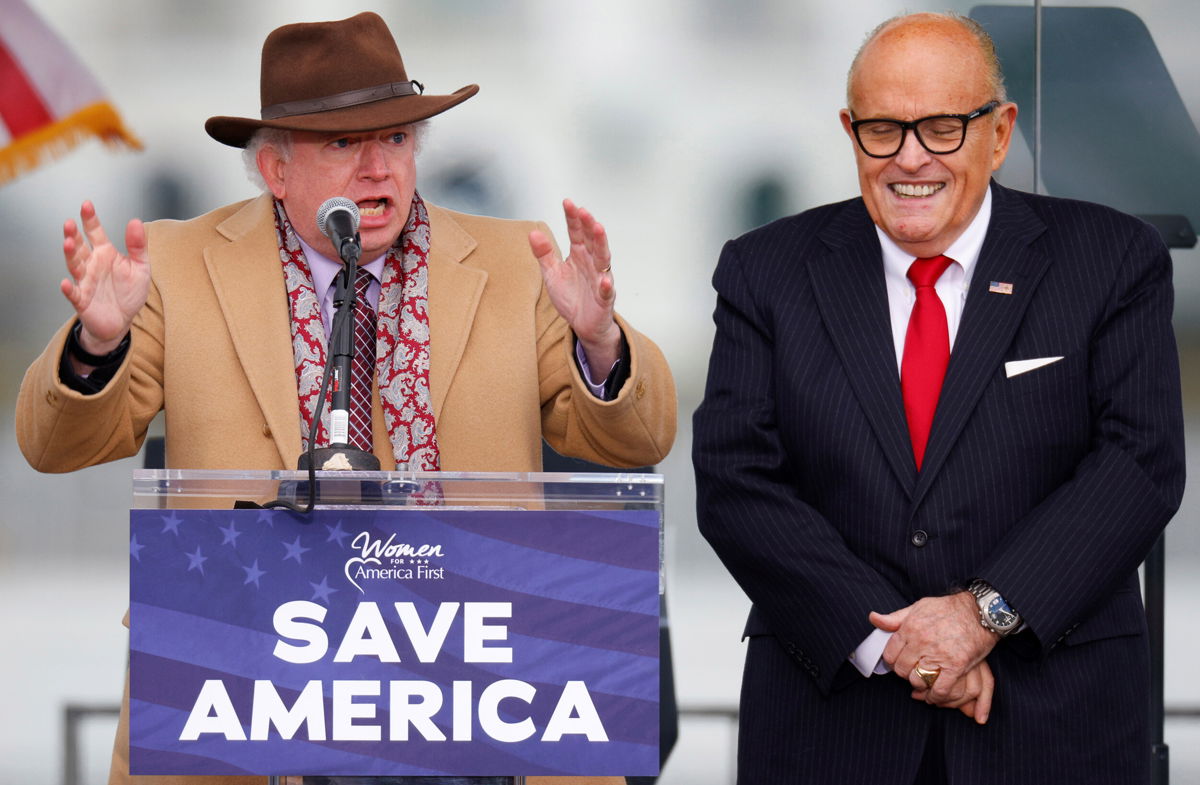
[693,182,1185,784]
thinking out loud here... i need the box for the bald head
[847,13,1006,114]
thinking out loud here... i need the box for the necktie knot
[907,255,953,288]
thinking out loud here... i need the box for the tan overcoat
[16,194,677,785]
[18,194,676,473]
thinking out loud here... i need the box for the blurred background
[2,0,1199,783]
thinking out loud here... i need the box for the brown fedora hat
[205,12,478,148]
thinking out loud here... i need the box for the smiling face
[257,125,417,259]
[839,16,1017,258]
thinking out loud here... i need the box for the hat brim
[204,84,479,148]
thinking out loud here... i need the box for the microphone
[316,197,361,264]
[295,196,380,474]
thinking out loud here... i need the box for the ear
[839,108,856,141]
[990,102,1019,171]
[257,143,288,199]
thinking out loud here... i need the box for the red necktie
[901,255,953,470]
[348,272,376,452]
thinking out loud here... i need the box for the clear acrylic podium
[129,469,664,783]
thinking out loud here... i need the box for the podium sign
[128,471,662,778]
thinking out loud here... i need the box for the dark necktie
[901,255,953,470]
[348,272,376,452]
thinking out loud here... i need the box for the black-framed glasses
[850,101,1000,158]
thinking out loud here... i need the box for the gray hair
[240,121,431,192]
[846,12,1008,113]
[242,127,292,191]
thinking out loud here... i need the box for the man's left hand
[912,659,995,725]
[869,592,999,708]
[529,198,622,373]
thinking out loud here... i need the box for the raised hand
[529,198,622,373]
[61,201,150,359]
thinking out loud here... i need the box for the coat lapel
[913,183,1050,505]
[425,204,487,421]
[809,200,917,497]
[204,195,303,466]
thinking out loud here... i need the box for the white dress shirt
[850,187,994,677]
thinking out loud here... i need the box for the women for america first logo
[344,530,445,593]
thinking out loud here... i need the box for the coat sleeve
[16,275,166,473]
[975,219,1185,652]
[533,222,677,470]
[693,238,908,694]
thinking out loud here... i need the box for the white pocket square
[1005,356,1064,378]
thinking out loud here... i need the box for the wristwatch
[967,579,1022,637]
[68,320,130,367]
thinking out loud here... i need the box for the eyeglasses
[849,101,1000,158]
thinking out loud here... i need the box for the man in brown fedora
[16,11,674,785]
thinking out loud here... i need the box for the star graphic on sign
[161,512,183,536]
[282,536,310,564]
[185,546,208,575]
[219,520,242,547]
[325,520,351,547]
[130,535,145,562]
[242,559,266,588]
[309,576,337,604]
[257,510,275,527]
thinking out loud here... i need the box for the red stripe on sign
[0,36,55,137]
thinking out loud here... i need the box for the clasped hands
[870,591,999,724]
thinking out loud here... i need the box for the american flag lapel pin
[988,281,1014,295]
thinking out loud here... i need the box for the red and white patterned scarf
[274,195,440,470]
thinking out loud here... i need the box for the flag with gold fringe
[0,0,141,184]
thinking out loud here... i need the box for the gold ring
[913,664,941,689]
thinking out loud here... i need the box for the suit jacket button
[261,422,272,437]
[910,530,929,547]
[635,380,646,400]
[45,390,58,406]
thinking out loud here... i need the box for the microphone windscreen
[316,197,361,237]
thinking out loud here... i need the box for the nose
[357,140,389,180]
[893,127,933,172]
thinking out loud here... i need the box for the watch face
[987,596,1019,629]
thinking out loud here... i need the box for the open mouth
[357,198,389,217]
[890,183,944,198]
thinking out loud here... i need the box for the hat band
[260,80,426,120]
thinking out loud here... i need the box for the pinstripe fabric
[693,182,1184,784]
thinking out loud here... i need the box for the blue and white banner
[129,507,660,777]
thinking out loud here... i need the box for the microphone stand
[297,234,381,473]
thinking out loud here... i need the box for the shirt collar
[297,235,388,300]
[876,184,993,288]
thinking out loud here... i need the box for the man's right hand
[61,201,149,366]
